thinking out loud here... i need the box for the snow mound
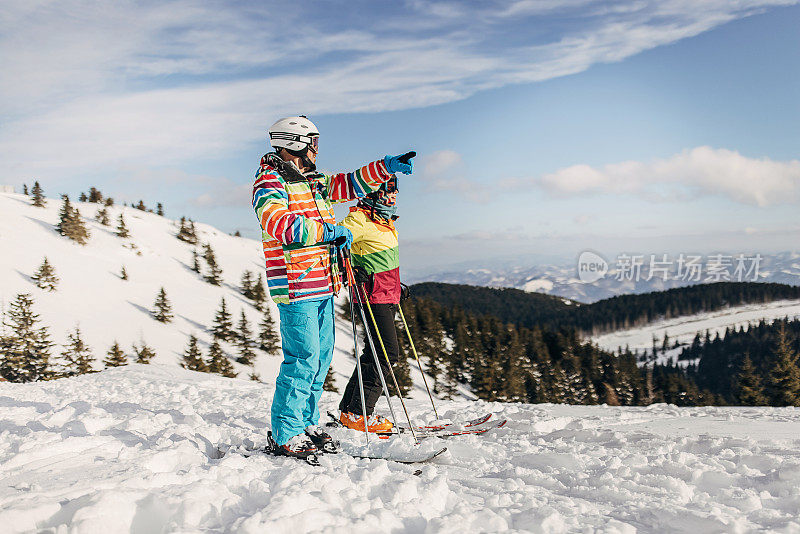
[2,366,800,532]
[522,278,554,293]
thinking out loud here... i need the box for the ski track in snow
[2,367,800,533]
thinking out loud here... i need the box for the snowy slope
[0,191,462,403]
[2,365,800,533]
[0,192,362,394]
[591,299,800,366]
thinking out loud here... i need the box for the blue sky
[1,0,798,273]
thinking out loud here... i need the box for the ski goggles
[382,175,398,193]
[269,132,319,153]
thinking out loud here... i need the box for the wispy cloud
[536,147,800,206]
[416,150,495,201]
[1,0,797,177]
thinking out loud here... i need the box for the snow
[5,191,800,531]
[522,279,554,293]
[591,299,800,365]
[2,366,800,532]
[0,192,437,400]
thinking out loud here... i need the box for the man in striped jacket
[252,116,414,458]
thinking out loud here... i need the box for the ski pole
[357,283,419,444]
[340,249,370,446]
[341,256,404,440]
[397,302,439,420]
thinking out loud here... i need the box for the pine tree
[23,184,28,195]
[258,309,280,355]
[56,195,90,244]
[31,181,45,207]
[233,230,242,237]
[88,187,103,203]
[250,275,267,311]
[323,368,339,392]
[389,313,413,396]
[0,294,52,382]
[132,339,156,364]
[206,339,237,377]
[56,195,72,235]
[181,335,207,372]
[191,249,201,273]
[767,323,800,406]
[236,310,256,365]
[203,243,223,285]
[498,329,527,402]
[60,327,94,376]
[212,298,234,341]
[95,208,110,226]
[177,217,198,244]
[116,213,129,238]
[156,203,164,216]
[339,296,352,320]
[104,197,114,207]
[152,287,173,323]
[79,192,88,202]
[68,208,90,244]
[240,270,254,299]
[135,200,146,211]
[32,257,59,291]
[120,266,128,280]
[736,355,768,406]
[103,341,128,368]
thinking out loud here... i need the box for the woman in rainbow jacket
[252,115,414,459]
[337,174,406,433]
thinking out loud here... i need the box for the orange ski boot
[339,411,394,433]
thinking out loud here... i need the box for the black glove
[400,283,411,301]
[354,266,371,286]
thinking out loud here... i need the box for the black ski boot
[267,431,319,465]
[305,425,338,453]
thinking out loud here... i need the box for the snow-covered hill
[0,191,465,402]
[592,299,800,367]
[2,365,800,532]
[0,192,366,391]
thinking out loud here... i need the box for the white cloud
[0,0,797,178]
[421,150,462,177]
[538,146,800,206]
[190,181,252,209]
[415,150,492,200]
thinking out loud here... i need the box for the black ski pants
[339,302,399,416]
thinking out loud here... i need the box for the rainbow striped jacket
[252,154,393,304]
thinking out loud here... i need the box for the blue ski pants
[271,296,335,445]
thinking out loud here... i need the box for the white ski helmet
[268,116,319,153]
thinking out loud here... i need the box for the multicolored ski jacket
[253,154,393,304]
[341,206,401,304]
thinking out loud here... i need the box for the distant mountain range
[407,251,800,303]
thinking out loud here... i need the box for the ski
[219,443,446,465]
[398,413,493,433]
[381,418,507,439]
[327,411,494,433]
[327,411,505,440]
[347,447,447,464]
[216,443,321,466]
